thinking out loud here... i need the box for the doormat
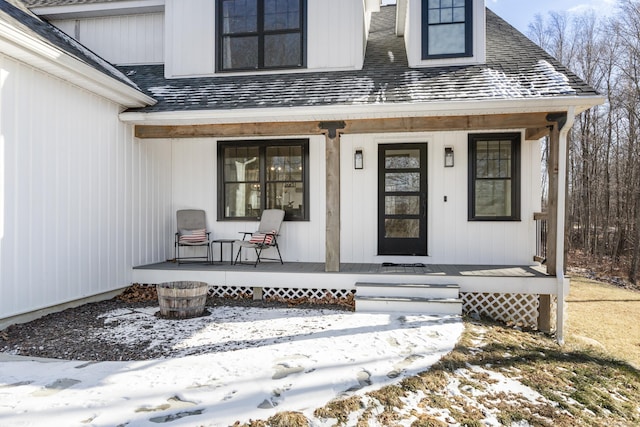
[380,262,433,273]
[382,262,426,267]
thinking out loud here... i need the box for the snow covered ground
[0,306,463,426]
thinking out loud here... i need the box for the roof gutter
[0,19,155,108]
[119,95,604,126]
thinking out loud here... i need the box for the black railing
[534,212,548,264]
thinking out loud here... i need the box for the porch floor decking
[134,261,549,277]
[132,261,556,296]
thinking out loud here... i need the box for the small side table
[211,239,235,265]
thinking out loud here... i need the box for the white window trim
[404,0,486,68]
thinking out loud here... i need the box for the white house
[0,0,603,340]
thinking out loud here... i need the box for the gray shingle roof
[0,0,140,90]
[119,6,598,115]
[22,0,127,7]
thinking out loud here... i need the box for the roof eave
[119,96,605,126]
[0,19,155,108]
[30,0,165,20]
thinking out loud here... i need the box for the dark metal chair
[174,209,211,263]
[234,209,284,267]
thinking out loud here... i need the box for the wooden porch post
[541,111,573,343]
[538,123,559,332]
[321,122,345,272]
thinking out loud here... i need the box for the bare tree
[530,1,640,284]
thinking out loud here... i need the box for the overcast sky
[381,0,616,35]
[487,0,616,33]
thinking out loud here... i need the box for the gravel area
[0,286,352,362]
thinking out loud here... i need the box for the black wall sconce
[354,149,364,169]
[444,146,454,167]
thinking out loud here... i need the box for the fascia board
[30,0,165,19]
[395,0,407,36]
[0,20,155,108]
[119,96,605,126]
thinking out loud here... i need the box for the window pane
[224,147,260,181]
[266,182,304,216]
[441,0,453,7]
[453,0,465,6]
[264,0,300,30]
[440,8,453,23]
[222,36,258,69]
[385,219,420,238]
[428,23,466,55]
[264,34,302,67]
[385,173,420,192]
[453,6,465,21]
[428,0,440,8]
[267,145,303,181]
[428,9,440,24]
[222,0,257,33]
[225,183,261,217]
[385,149,420,169]
[385,196,420,215]
[475,180,511,217]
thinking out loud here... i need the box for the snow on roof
[1,0,142,91]
[119,7,597,115]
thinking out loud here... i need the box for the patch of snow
[0,306,463,426]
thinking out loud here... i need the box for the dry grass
[244,275,640,426]
[566,276,640,368]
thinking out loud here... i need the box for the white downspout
[556,107,575,344]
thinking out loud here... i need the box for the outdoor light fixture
[444,146,454,167]
[354,149,364,169]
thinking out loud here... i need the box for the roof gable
[1,0,139,89]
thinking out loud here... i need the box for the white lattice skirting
[209,286,556,330]
[461,292,557,330]
[209,286,354,303]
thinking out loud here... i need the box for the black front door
[378,143,428,256]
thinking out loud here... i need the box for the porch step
[355,282,462,315]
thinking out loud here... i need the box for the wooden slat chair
[175,209,211,264]
[234,209,285,267]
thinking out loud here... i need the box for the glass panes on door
[378,144,428,255]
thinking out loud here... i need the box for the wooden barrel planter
[157,281,208,319]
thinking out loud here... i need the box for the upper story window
[422,0,473,59]
[218,0,305,71]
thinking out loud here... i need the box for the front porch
[133,261,559,329]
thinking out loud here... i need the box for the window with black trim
[468,133,520,221]
[218,139,309,221]
[217,0,305,71]
[422,0,473,59]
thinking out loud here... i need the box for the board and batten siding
[164,0,366,78]
[169,136,326,262]
[51,13,164,65]
[340,132,542,265]
[0,53,172,322]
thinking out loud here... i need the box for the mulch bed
[0,284,353,362]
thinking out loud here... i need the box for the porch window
[218,139,309,221]
[422,0,473,59]
[217,0,305,71]
[468,133,521,221]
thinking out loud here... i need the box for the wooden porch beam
[526,126,550,140]
[134,112,554,139]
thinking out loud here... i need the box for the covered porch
[133,261,558,329]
